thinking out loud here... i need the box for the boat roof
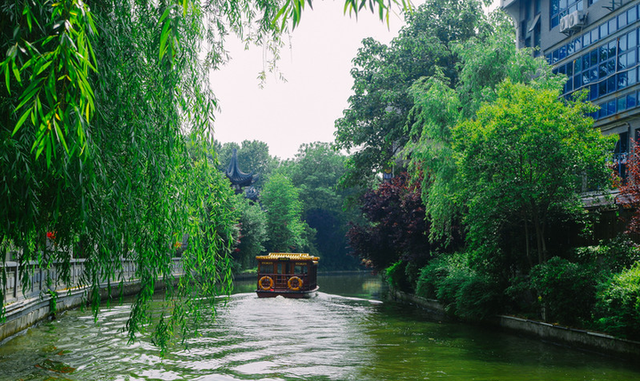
[256,253,319,261]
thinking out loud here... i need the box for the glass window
[553,50,560,63]
[628,30,637,50]
[566,77,574,93]
[608,75,617,93]
[608,100,616,115]
[618,96,627,112]
[609,40,617,58]
[619,12,627,28]
[591,28,599,44]
[559,46,567,60]
[294,265,307,274]
[618,71,628,89]
[590,50,599,67]
[574,37,582,51]
[590,67,599,81]
[629,7,638,24]
[575,57,582,71]
[619,53,628,71]
[629,49,637,67]
[590,84,599,100]
[260,263,274,274]
[546,54,553,64]
[600,44,609,61]
[584,32,591,47]
[567,41,575,55]
[599,80,607,96]
[567,63,574,76]
[600,23,608,39]
[599,62,609,78]
[609,18,617,33]
[620,34,628,52]
[630,68,638,86]
[628,93,637,108]
[575,74,583,88]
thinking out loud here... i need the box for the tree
[261,173,309,253]
[232,195,268,270]
[215,140,279,189]
[404,10,561,243]
[282,142,358,269]
[346,173,439,270]
[0,0,409,352]
[453,81,615,270]
[334,0,490,189]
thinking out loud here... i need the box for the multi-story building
[501,0,640,174]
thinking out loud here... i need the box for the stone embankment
[392,290,640,360]
[1,258,183,342]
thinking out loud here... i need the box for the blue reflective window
[619,12,627,28]
[591,50,599,67]
[630,68,638,86]
[592,28,600,44]
[574,37,582,51]
[599,80,607,96]
[575,74,583,88]
[608,75,617,93]
[620,34,628,52]
[628,93,637,108]
[600,23,608,39]
[608,100,616,115]
[618,71,628,89]
[584,32,591,47]
[618,96,627,112]
[590,84,599,100]
[629,6,638,24]
[628,30,637,50]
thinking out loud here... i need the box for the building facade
[502,0,640,172]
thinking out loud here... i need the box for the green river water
[1,273,639,380]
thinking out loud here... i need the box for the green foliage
[385,260,413,293]
[574,237,640,275]
[215,140,279,189]
[260,173,309,253]
[529,257,598,325]
[334,0,489,189]
[415,252,500,320]
[232,195,268,270]
[404,12,561,243]
[454,81,615,267]
[593,263,640,340]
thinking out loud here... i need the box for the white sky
[209,1,498,160]
[209,2,410,160]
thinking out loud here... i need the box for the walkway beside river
[0,258,184,342]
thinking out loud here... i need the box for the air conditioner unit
[559,15,570,32]
[560,10,584,33]
[568,11,584,28]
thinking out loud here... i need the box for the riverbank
[0,258,183,343]
[391,290,640,360]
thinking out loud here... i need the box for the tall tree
[283,142,358,269]
[261,173,309,253]
[334,0,490,189]
[453,81,614,270]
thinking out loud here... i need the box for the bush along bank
[384,237,640,359]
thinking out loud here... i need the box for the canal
[1,273,639,380]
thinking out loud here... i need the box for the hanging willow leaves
[1,0,409,352]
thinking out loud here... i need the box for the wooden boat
[255,253,319,298]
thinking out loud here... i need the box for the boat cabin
[255,253,319,298]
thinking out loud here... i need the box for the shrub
[385,261,414,293]
[574,237,640,275]
[593,263,640,340]
[415,253,501,320]
[529,257,597,325]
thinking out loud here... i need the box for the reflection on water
[0,273,639,380]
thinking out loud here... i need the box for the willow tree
[0,0,410,351]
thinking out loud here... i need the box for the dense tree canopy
[334,0,491,189]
